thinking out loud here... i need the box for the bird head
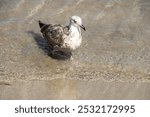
[70,16,86,31]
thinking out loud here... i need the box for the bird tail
[39,20,45,28]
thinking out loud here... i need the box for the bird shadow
[27,31,72,60]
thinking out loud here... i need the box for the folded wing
[39,20,70,48]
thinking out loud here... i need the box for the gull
[38,16,86,58]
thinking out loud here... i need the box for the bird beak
[80,25,86,31]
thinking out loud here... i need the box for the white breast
[63,25,82,50]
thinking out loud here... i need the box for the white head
[70,16,86,31]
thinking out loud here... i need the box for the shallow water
[0,0,150,82]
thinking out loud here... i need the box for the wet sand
[0,0,150,99]
[0,79,150,99]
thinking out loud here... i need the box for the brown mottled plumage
[39,20,70,49]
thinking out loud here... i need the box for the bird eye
[74,20,77,23]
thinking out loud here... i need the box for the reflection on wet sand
[0,79,150,99]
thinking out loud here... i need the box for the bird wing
[41,24,70,48]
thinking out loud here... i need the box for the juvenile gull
[38,16,86,58]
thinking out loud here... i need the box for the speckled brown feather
[39,21,70,49]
